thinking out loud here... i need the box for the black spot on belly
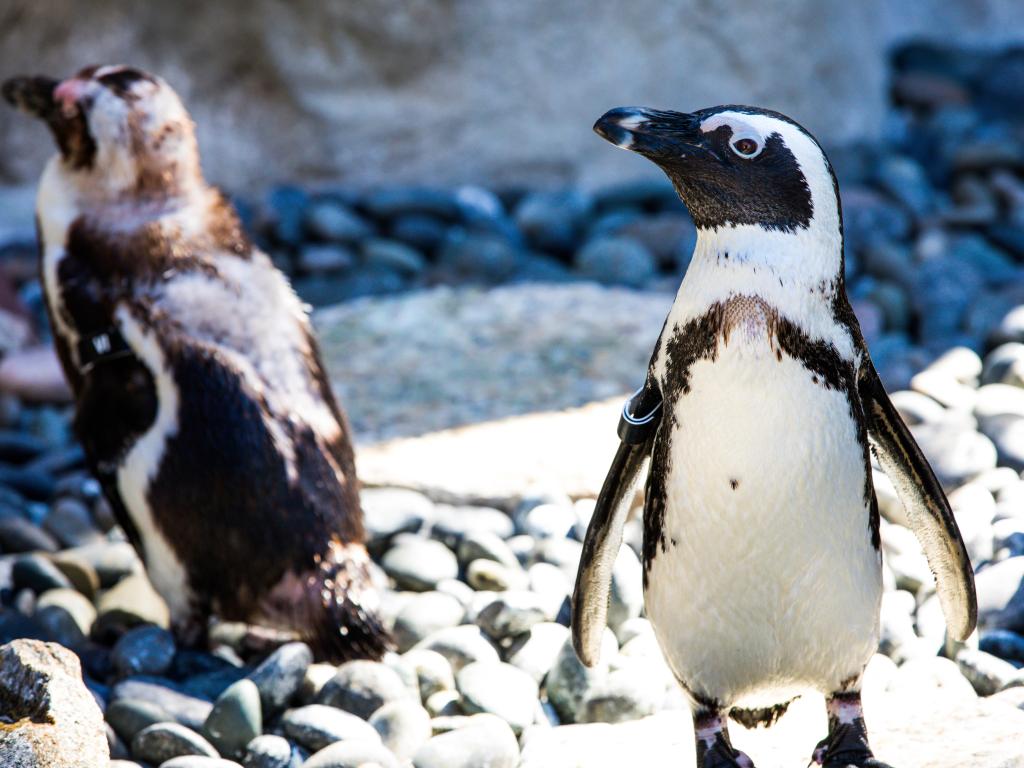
[729,478,739,490]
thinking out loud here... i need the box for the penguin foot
[810,691,893,768]
[701,739,755,768]
[694,709,756,768]
[810,733,893,768]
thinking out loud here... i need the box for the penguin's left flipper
[572,385,660,667]
[859,361,978,641]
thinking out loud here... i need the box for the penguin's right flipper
[859,360,977,641]
[572,385,660,667]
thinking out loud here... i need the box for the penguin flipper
[859,361,977,641]
[572,435,652,667]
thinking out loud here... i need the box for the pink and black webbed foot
[810,692,894,768]
[694,709,756,768]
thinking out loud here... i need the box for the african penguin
[3,66,390,661]
[573,105,977,768]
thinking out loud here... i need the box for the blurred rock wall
[0,0,1021,191]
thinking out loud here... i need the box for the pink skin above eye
[53,78,87,117]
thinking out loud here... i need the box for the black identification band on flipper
[77,328,133,373]
[618,384,663,445]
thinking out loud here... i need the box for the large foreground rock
[520,694,1024,768]
[358,397,624,504]
[320,284,670,501]
[317,284,669,442]
[0,639,109,767]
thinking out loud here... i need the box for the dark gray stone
[297,244,355,275]
[112,625,177,678]
[304,199,373,243]
[0,431,46,463]
[456,531,520,570]
[131,722,218,764]
[280,704,381,752]
[515,189,592,253]
[12,554,71,592]
[982,343,1024,387]
[438,230,521,283]
[43,497,102,548]
[111,678,214,732]
[0,465,55,501]
[475,591,547,640]
[0,516,58,553]
[362,238,426,276]
[35,587,95,636]
[316,660,411,719]
[107,698,174,743]
[180,665,249,702]
[247,642,312,716]
[874,154,934,217]
[390,214,449,252]
[574,236,657,288]
[202,679,262,758]
[979,629,1024,662]
[266,185,309,246]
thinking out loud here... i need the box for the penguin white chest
[644,328,881,707]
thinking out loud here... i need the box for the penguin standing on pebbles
[3,66,389,661]
[573,105,977,768]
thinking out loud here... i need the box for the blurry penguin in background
[4,65,390,661]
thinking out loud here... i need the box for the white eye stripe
[93,65,126,80]
[701,114,765,159]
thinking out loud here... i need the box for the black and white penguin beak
[2,76,60,120]
[594,107,707,162]
[3,73,96,169]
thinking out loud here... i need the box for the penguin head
[594,105,839,240]
[3,65,201,198]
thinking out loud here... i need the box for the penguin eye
[731,137,760,158]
